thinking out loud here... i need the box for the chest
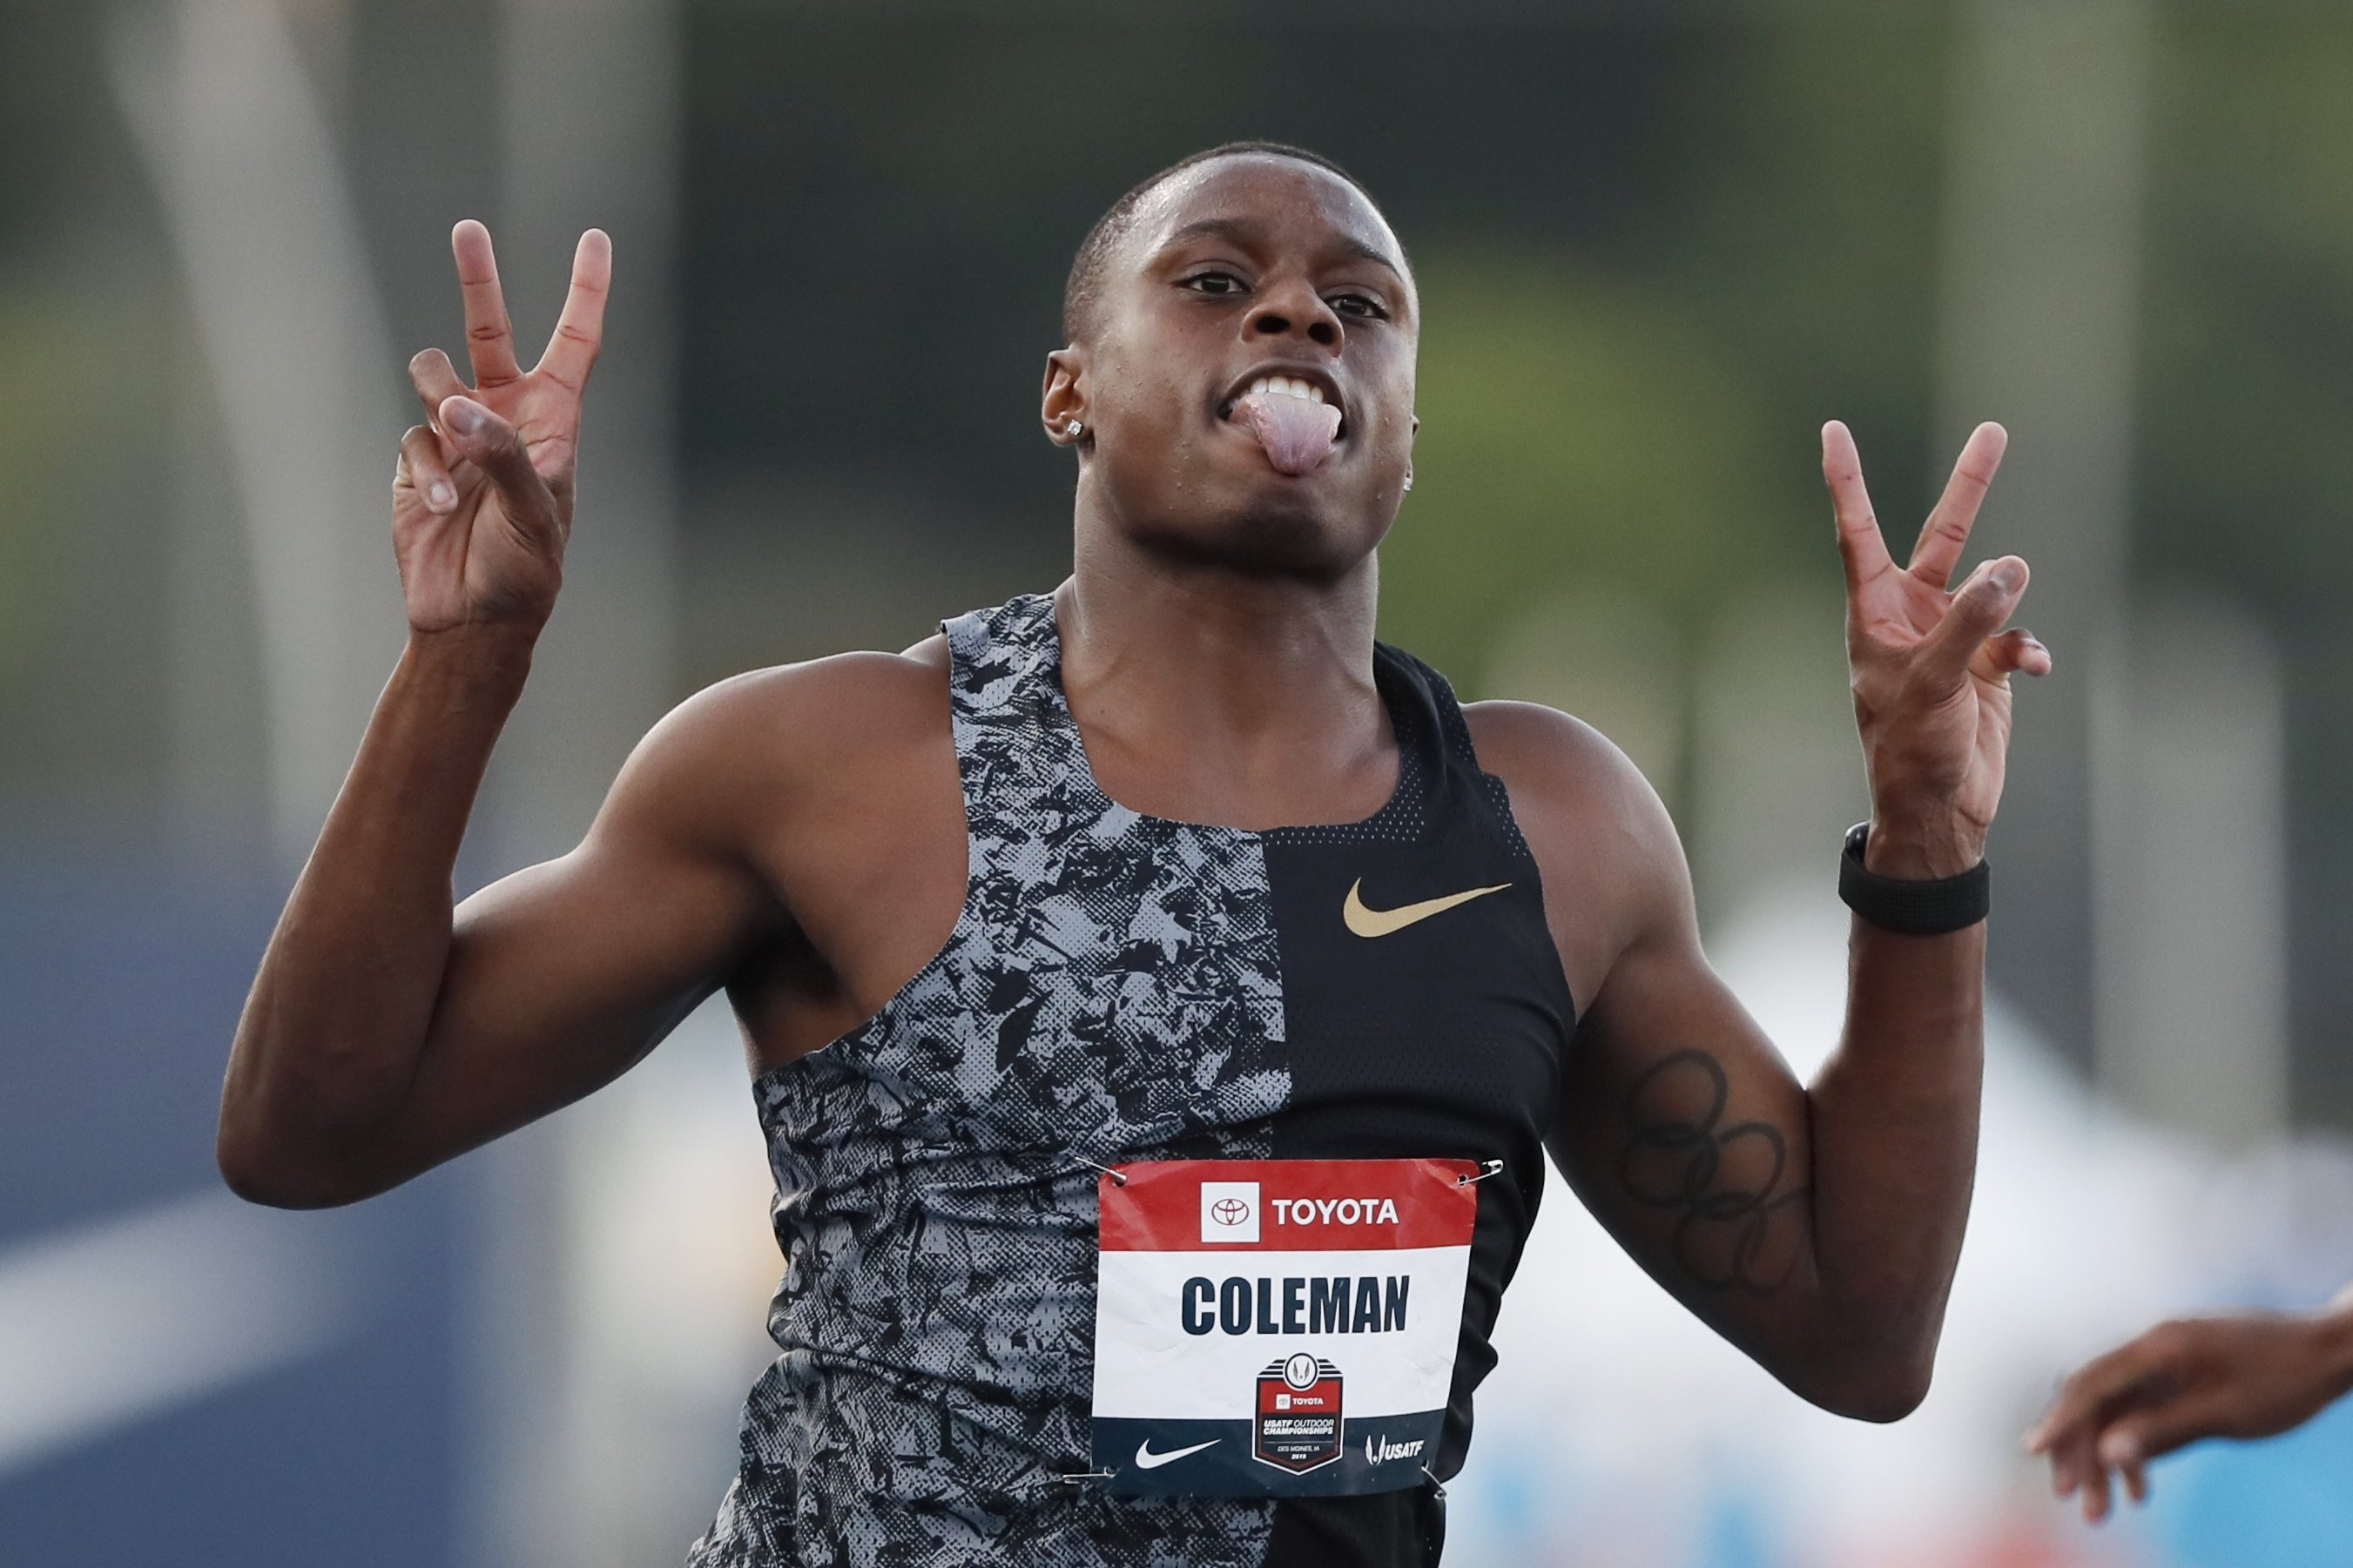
[1255,815,1571,1159]
[736,669,1575,1152]
[770,778,1570,1166]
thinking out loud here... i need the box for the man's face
[1049,156,1419,578]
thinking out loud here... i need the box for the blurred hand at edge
[2026,1292,2353,1524]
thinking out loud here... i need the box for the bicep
[1549,929,1815,1328]
[364,709,784,1188]
[1467,698,1823,1349]
[1535,785,1817,1354]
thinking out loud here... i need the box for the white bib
[1089,1158,1479,1497]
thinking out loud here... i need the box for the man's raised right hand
[393,220,610,635]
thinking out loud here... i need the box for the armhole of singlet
[1378,643,1579,1028]
[750,609,995,1085]
[1374,643,1536,863]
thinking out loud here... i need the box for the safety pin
[1454,1159,1505,1188]
[1074,1154,1128,1187]
[1420,1464,1446,1497]
[1049,1469,1115,1486]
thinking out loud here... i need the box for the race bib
[1089,1158,1480,1497]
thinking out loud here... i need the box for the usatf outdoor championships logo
[1253,1353,1343,1472]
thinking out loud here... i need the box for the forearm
[220,624,536,1197]
[1542,419,2034,1419]
[1799,916,1985,1405]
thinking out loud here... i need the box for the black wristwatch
[1837,821,1989,935]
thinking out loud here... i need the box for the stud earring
[1402,472,1414,493]
[1065,420,1084,438]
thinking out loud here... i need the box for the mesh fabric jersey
[689,596,1575,1568]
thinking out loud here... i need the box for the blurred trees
[2140,17,2353,1123]
[6,0,2353,1116]
[0,4,176,823]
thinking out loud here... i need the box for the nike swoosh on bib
[1342,878,1512,939]
[1135,1437,1221,1469]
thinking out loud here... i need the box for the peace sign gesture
[1825,421,2052,880]
[393,220,610,636]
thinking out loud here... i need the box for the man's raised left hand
[1823,420,2053,880]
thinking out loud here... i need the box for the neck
[1055,517,1391,828]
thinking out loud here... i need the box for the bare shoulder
[1461,700,1692,952]
[597,637,953,850]
[1462,700,1666,842]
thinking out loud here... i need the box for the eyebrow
[1163,216,1407,282]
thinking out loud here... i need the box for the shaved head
[1038,145,1420,582]
[1062,142,1392,343]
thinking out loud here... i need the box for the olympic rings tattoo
[1615,1049,1807,1295]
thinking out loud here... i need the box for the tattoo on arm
[1616,1050,1808,1295]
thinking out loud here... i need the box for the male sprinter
[2030,1284,2353,1522]
[220,143,2050,1566]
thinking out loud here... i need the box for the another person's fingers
[450,219,523,389]
[2081,1454,2114,1523]
[534,228,612,394]
[1907,421,2008,588]
[2046,1434,2076,1496]
[2033,1335,2174,1457]
[2100,1389,2228,1472]
[2117,1449,2150,1505]
[2033,1348,2154,1510]
[2052,1428,2100,1501]
[398,425,457,514]
[1822,420,1898,601]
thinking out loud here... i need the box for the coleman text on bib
[1090,1158,1480,1497]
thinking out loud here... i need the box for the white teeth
[1238,375,1332,407]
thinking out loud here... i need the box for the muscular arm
[1476,421,2048,1420]
[219,221,736,1206]
[220,642,785,1208]
[219,219,941,1208]
[1476,704,1983,1420]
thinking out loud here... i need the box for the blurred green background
[18,2,2353,1109]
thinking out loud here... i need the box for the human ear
[1041,348,1089,446]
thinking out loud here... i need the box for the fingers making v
[451,219,523,390]
[535,229,612,395]
[1822,419,1905,633]
[1908,422,2009,589]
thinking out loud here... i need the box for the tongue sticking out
[1236,392,1343,476]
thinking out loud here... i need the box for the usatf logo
[1199,1181,1260,1243]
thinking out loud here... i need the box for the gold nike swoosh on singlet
[1341,878,1513,938]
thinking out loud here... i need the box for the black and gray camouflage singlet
[689,595,1575,1568]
